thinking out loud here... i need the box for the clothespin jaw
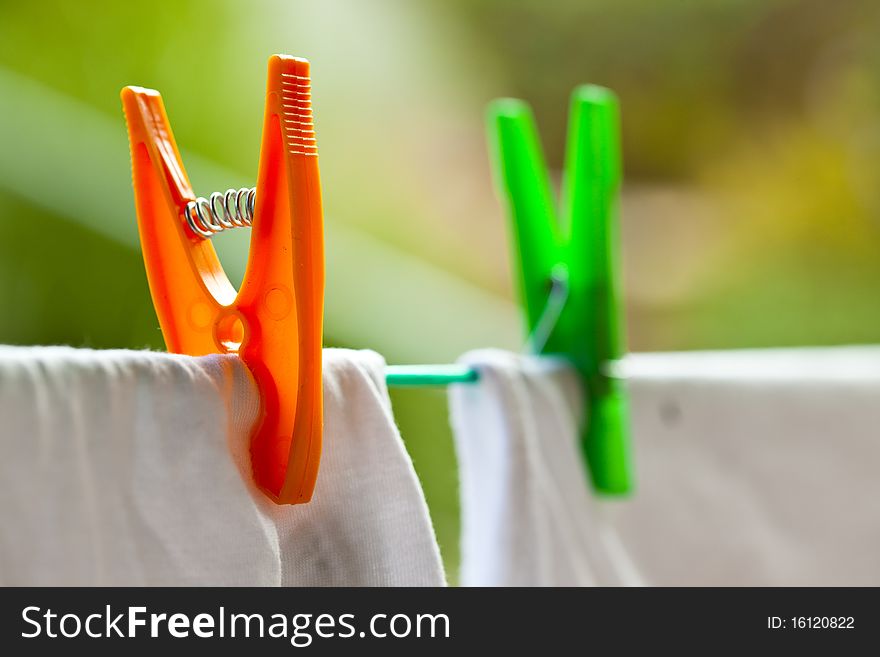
[487,85,633,494]
[121,55,324,505]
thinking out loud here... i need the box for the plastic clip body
[487,86,633,494]
[121,55,324,504]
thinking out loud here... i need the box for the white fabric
[616,347,880,587]
[0,346,444,586]
[451,347,880,587]
[450,349,642,587]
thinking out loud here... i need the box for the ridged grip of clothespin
[487,86,633,495]
[241,55,324,504]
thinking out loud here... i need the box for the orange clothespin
[121,55,324,504]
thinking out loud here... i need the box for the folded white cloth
[615,347,880,586]
[450,347,880,587]
[450,349,642,587]
[0,346,444,586]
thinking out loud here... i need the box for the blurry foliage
[457,0,880,348]
[456,0,880,177]
[2,0,880,578]
[0,192,161,349]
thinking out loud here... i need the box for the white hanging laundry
[0,346,444,586]
[449,349,642,587]
[450,346,880,587]
[613,347,880,586]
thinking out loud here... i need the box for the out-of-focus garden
[2,0,879,578]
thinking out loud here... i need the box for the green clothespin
[487,85,633,494]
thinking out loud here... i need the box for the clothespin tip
[487,97,530,119]
[571,84,617,105]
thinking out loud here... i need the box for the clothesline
[385,364,479,386]
[384,271,572,387]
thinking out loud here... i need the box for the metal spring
[184,187,256,238]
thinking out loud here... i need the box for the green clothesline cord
[385,364,479,387]
[384,269,569,388]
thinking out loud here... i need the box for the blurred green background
[2,0,880,580]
